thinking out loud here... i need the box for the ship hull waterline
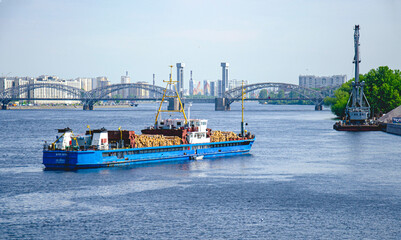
[43,139,254,170]
[333,123,382,131]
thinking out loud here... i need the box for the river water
[0,103,400,239]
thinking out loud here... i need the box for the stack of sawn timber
[135,134,182,148]
[210,131,239,142]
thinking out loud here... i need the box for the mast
[154,65,188,126]
[241,80,245,137]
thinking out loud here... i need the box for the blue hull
[43,139,254,170]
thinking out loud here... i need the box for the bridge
[0,82,336,111]
[220,82,328,111]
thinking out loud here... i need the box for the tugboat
[333,25,380,131]
[42,66,255,170]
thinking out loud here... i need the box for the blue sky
[0,0,400,87]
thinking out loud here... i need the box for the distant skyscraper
[229,79,248,90]
[210,81,216,97]
[203,80,210,96]
[95,76,111,97]
[189,70,194,96]
[176,63,185,96]
[120,71,131,98]
[136,81,149,98]
[221,62,229,97]
[193,81,203,95]
[77,77,93,91]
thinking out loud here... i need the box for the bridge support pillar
[167,98,184,111]
[83,103,94,110]
[315,105,323,111]
[215,98,230,111]
[2,104,8,110]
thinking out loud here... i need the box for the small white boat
[192,155,204,160]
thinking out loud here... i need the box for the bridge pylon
[83,104,93,110]
[83,101,94,110]
[215,98,230,111]
[167,98,185,111]
[1,100,10,110]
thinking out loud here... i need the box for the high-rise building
[136,81,149,98]
[92,76,110,89]
[176,63,185,96]
[210,81,216,97]
[189,71,194,96]
[93,76,111,97]
[193,81,203,95]
[229,79,248,90]
[299,75,346,88]
[221,62,229,97]
[120,71,131,98]
[203,80,210,96]
[77,78,92,91]
[0,77,15,92]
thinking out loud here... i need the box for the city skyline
[1,0,401,88]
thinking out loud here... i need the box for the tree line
[324,66,401,118]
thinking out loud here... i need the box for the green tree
[363,66,401,115]
[258,89,268,103]
[325,66,401,118]
[112,94,123,103]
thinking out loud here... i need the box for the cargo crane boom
[345,25,370,123]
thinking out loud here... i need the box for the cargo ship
[43,66,255,170]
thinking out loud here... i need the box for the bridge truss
[225,82,325,106]
[0,83,86,105]
[0,82,175,110]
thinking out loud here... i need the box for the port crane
[345,25,371,123]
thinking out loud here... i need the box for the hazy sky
[0,0,400,87]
